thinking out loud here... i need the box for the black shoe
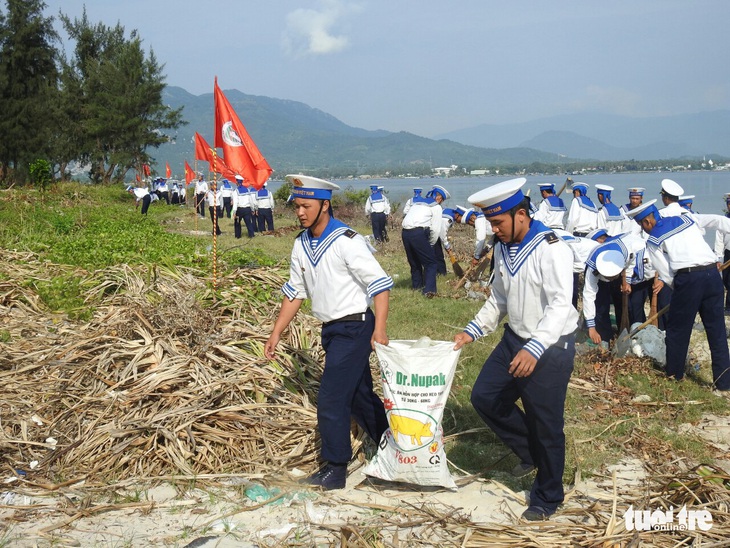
[305,464,346,490]
[511,462,535,478]
[521,505,553,521]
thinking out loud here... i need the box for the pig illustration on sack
[389,413,433,446]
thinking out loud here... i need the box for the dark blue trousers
[471,325,574,513]
[318,310,388,463]
[594,278,623,343]
[258,208,274,231]
[666,268,730,389]
[402,227,438,294]
[240,207,255,238]
[722,249,730,308]
[628,279,671,330]
[433,238,447,275]
[370,212,387,243]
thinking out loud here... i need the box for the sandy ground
[0,455,663,547]
[2,410,729,548]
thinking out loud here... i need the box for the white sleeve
[429,205,442,246]
[582,268,600,326]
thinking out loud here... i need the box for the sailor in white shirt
[264,174,393,491]
[401,185,447,296]
[565,182,599,236]
[427,185,451,276]
[256,182,276,231]
[454,206,493,265]
[127,184,151,215]
[659,178,686,217]
[626,200,730,392]
[194,174,208,219]
[533,183,566,230]
[232,174,256,238]
[619,187,646,237]
[595,184,625,236]
[365,185,391,243]
[715,193,730,311]
[581,232,647,344]
[205,183,223,235]
[453,177,578,521]
[402,187,422,215]
[219,178,235,218]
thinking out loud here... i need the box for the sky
[40,0,730,138]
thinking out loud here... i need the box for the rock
[629,324,666,366]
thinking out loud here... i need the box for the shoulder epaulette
[344,229,358,238]
[545,231,559,244]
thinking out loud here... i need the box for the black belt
[676,263,716,275]
[505,324,574,348]
[573,231,588,237]
[403,226,428,231]
[323,309,370,327]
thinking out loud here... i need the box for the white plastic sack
[364,337,461,489]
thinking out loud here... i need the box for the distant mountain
[153,87,565,176]
[435,111,730,161]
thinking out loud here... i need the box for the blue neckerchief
[299,218,353,266]
[647,215,694,247]
[632,248,646,282]
[545,196,566,211]
[412,196,435,204]
[601,202,623,220]
[222,181,232,190]
[370,191,383,201]
[236,184,247,195]
[576,196,598,212]
[257,188,268,197]
[498,220,555,276]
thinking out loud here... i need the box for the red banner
[184,161,195,186]
[214,78,272,189]
[166,162,172,179]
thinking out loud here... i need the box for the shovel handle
[629,304,670,337]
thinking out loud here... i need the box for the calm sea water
[269,170,730,244]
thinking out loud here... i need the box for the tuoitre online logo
[624,505,713,532]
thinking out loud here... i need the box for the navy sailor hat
[468,177,527,218]
[286,174,340,201]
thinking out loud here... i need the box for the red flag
[214,78,272,190]
[143,163,151,177]
[166,162,172,179]
[194,132,238,181]
[184,161,195,186]
[136,173,141,182]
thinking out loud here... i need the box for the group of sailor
[192,173,276,238]
[126,177,188,214]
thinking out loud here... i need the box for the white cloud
[282,0,360,57]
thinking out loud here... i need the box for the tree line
[0,0,184,185]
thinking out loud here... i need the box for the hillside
[436,110,730,161]
[154,87,565,177]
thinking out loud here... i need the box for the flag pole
[211,151,219,298]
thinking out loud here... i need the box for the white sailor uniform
[282,217,393,463]
[566,185,599,236]
[634,201,730,389]
[401,195,441,295]
[460,178,579,518]
[582,234,646,343]
[194,178,208,218]
[256,185,275,231]
[365,187,391,243]
[533,195,567,230]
